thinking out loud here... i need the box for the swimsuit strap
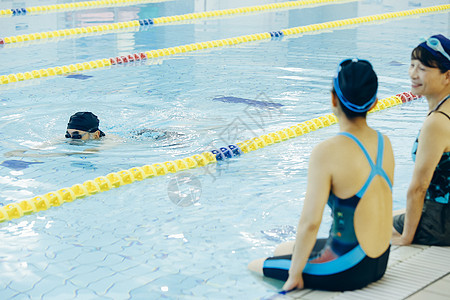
[434,111,450,120]
[338,132,375,168]
[428,94,450,117]
[338,131,392,199]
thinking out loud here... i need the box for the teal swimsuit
[263,131,391,291]
[394,95,450,245]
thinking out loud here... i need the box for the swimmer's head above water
[332,58,378,119]
[66,112,105,141]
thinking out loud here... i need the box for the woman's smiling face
[409,59,448,98]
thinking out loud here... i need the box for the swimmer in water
[4,111,184,158]
[4,112,115,157]
[65,111,105,141]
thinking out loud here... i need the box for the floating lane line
[0,0,355,47]
[0,0,173,17]
[0,4,449,86]
[0,92,420,223]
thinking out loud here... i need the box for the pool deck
[273,245,450,300]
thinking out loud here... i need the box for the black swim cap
[334,58,378,113]
[67,112,103,135]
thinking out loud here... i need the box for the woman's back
[322,127,394,258]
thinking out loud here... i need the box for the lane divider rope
[0,0,354,46]
[0,0,172,17]
[0,4,449,85]
[0,92,420,223]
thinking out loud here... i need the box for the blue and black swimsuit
[394,95,450,246]
[263,131,391,291]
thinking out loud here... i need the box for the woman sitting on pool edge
[392,34,450,246]
[248,59,395,292]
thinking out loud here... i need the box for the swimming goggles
[333,58,377,113]
[65,131,88,139]
[425,37,450,62]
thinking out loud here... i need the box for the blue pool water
[0,0,449,298]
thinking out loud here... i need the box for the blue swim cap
[418,34,450,70]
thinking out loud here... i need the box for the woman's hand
[391,230,412,246]
[282,274,304,292]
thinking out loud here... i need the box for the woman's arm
[282,143,331,291]
[394,116,447,245]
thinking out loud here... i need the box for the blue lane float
[138,18,154,26]
[211,145,242,161]
[11,8,27,15]
[269,31,284,37]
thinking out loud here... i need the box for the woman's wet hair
[412,46,448,73]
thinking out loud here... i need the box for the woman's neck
[338,116,370,134]
[426,89,450,111]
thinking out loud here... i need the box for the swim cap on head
[333,58,378,113]
[419,34,450,70]
[67,112,102,133]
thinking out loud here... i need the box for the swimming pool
[0,0,449,298]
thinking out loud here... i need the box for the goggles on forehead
[65,131,88,139]
[333,58,377,113]
[425,37,450,62]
